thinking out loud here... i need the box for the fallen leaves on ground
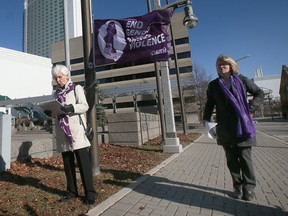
[0,132,201,216]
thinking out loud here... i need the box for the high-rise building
[23,0,82,58]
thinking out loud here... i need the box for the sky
[0,0,287,79]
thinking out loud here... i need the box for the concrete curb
[87,134,205,216]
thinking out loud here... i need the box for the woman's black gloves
[61,104,74,113]
[44,110,52,117]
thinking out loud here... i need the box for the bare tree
[190,63,212,122]
[177,63,212,124]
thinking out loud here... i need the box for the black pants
[62,147,96,200]
[223,146,256,191]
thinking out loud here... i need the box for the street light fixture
[235,55,251,62]
[160,0,198,27]
[147,0,166,143]
[153,0,198,152]
[169,16,188,135]
[164,0,198,135]
[183,4,198,28]
[149,0,198,141]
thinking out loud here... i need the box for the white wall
[0,47,52,99]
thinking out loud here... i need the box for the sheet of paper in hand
[38,100,65,117]
[204,121,218,139]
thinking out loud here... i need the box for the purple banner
[93,9,173,66]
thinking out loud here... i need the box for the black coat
[203,74,264,147]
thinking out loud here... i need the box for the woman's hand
[44,110,52,117]
[61,104,74,113]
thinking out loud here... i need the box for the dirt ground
[0,133,201,216]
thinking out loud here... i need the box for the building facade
[51,12,199,124]
[23,0,82,58]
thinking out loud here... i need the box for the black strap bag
[74,85,94,142]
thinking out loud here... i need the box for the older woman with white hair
[203,55,264,201]
[46,64,96,204]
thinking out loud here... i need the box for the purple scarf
[218,74,256,139]
[56,82,75,148]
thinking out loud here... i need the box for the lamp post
[167,0,188,135]
[153,0,198,153]
[267,92,274,120]
[147,0,166,143]
[236,55,251,62]
[81,0,100,176]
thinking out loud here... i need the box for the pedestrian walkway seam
[87,134,205,216]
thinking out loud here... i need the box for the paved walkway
[88,127,288,216]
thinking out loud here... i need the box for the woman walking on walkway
[203,55,264,201]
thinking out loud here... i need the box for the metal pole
[155,63,166,142]
[23,0,28,52]
[167,0,187,134]
[146,0,152,12]
[154,0,182,153]
[147,0,166,142]
[81,0,100,176]
[63,0,70,69]
[268,94,274,120]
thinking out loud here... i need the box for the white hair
[52,64,71,79]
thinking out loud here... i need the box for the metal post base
[163,137,182,153]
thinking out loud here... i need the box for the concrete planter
[107,112,160,147]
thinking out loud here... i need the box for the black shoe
[59,193,77,203]
[85,198,95,205]
[243,190,254,201]
[233,187,243,199]
[84,192,96,205]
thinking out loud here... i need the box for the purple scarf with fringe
[218,74,256,139]
[56,82,75,148]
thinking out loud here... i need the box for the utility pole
[169,14,188,135]
[154,0,182,153]
[146,0,166,143]
[81,0,100,176]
